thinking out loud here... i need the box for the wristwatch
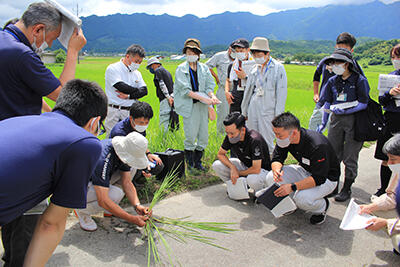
[291,183,297,192]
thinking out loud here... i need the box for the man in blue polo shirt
[0,79,107,266]
[0,2,87,120]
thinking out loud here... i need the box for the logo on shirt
[317,158,326,163]
[254,147,261,157]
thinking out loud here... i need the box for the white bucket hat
[112,132,148,169]
[250,37,270,52]
[146,56,161,69]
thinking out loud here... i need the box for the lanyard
[189,67,198,91]
[256,58,272,89]
[4,29,21,42]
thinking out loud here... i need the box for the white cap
[112,132,148,169]
[146,56,161,68]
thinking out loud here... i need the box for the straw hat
[183,38,202,54]
[250,37,270,52]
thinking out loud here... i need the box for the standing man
[0,79,107,266]
[206,44,235,133]
[146,56,176,131]
[74,132,151,232]
[309,32,365,131]
[212,112,271,194]
[264,112,340,225]
[0,2,86,266]
[225,38,254,114]
[241,37,287,155]
[104,44,147,135]
[0,2,86,120]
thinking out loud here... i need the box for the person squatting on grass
[261,112,340,225]
[212,112,271,193]
[308,32,365,132]
[0,79,108,266]
[146,56,178,132]
[0,2,87,266]
[373,43,400,198]
[104,44,148,135]
[74,132,151,232]
[241,37,288,156]
[206,41,235,134]
[173,38,219,171]
[317,48,370,202]
[359,134,400,256]
[109,101,164,185]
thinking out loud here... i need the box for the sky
[0,0,398,26]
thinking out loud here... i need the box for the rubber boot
[184,150,194,169]
[335,179,354,202]
[374,164,392,197]
[194,149,207,172]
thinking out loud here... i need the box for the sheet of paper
[378,74,400,99]
[340,198,376,230]
[330,100,359,111]
[226,178,249,200]
[44,0,82,49]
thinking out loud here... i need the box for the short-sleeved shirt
[313,57,335,93]
[379,69,400,113]
[105,60,146,106]
[320,72,370,106]
[109,117,147,138]
[272,128,340,186]
[154,66,174,102]
[0,111,102,226]
[221,127,271,170]
[205,51,233,87]
[0,25,61,120]
[90,139,131,188]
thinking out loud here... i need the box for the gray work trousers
[328,113,364,182]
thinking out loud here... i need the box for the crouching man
[263,112,340,224]
[74,132,151,231]
[212,112,271,194]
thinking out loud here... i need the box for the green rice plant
[143,169,237,267]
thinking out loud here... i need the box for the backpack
[354,97,385,142]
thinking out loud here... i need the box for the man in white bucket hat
[74,132,151,231]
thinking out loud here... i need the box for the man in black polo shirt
[264,112,339,225]
[146,56,177,131]
[212,112,271,194]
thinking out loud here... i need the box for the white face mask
[230,51,236,59]
[254,57,266,65]
[236,52,246,61]
[134,124,148,133]
[276,131,292,148]
[130,62,140,71]
[186,55,199,63]
[332,63,346,75]
[392,59,400,70]
[32,29,48,54]
[388,163,400,174]
[89,118,100,136]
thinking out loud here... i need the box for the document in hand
[256,183,297,218]
[45,0,82,49]
[226,178,250,200]
[324,101,359,113]
[340,198,376,230]
[378,74,400,98]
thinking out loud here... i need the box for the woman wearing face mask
[173,38,219,171]
[373,44,400,197]
[241,37,288,156]
[358,134,400,256]
[318,48,371,202]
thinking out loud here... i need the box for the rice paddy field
[45,58,393,195]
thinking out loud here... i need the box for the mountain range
[75,0,399,53]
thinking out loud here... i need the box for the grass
[45,57,392,199]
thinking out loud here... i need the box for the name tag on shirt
[237,85,244,91]
[302,157,310,166]
[337,93,347,102]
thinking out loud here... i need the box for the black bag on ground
[169,107,180,131]
[354,98,385,142]
[154,148,185,180]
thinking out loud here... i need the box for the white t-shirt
[105,59,147,106]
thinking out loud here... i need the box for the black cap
[325,48,354,65]
[230,38,250,49]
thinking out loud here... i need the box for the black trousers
[1,214,40,267]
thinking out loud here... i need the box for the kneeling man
[212,112,271,193]
[265,112,339,224]
[74,132,151,231]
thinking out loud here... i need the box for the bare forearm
[123,181,140,207]
[217,153,235,169]
[295,176,316,190]
[313,81,320,95]
[99,197,136,222]
[59,49,79,86]
[239,166,261,176]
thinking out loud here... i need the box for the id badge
[337,93,347,102]
[256,88,264,97]
[301,157,310,166]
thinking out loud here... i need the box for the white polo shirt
[105,59,146,106]
[205,50,233,88]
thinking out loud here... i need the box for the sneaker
[74,210,97,232]
[310,197,329,225]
